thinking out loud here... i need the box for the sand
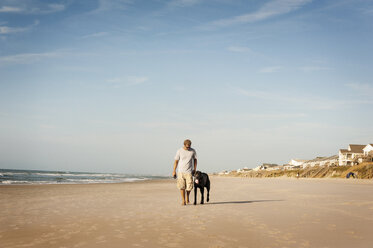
[1,177,373,248]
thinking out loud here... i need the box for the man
[172,139,197,205]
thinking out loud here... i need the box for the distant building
[339,144,365,166]
[302,157,326,168]
[363,144,373,157]
[218,170,229,175]
[253,163,280,171]
[319,155,339,167]
[283,164,301,170]
[288,159,307,167]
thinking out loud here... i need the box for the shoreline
[0,178,173,187]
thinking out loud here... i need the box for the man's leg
[185,173,193,204]
[186,190,191,204]
[180,189,186,205]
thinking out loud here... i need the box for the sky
[0,0,373,175]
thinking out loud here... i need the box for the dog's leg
[206,181,210,202]
[200,187,204,204]
[193,184,197,205]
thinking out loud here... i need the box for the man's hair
[184,139,192,146]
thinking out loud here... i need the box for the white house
[302,157,326,168]
[288,159,307,166]
[339,144,365,166]
[363,144,373,157]
[283,164,301,170]
[319,155,339,167]
[253,163,279,171]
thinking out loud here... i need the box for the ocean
[0,168,168,185]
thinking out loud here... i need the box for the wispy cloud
[227,46,251,53]
[204,0,312,29]
[167,0,201,8]
[0,6,23,13]
[259,66,282,73]
[39,3,65,13]
[106,76,149,87]
[79,32,108,39]
[0,20,39,35]
[235,87,343,110]
[92,0,133,13]
[299,66,331,72]
[0,25,28,34]
[0,51,59,66]
[345,83,373,96]
[0,1,66,14]
[363,7,373,15]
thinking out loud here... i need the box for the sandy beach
[1,177,373,248]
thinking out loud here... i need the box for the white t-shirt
[174,147,197,173]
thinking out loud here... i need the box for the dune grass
[221,163,373,179]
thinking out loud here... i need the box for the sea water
[0,168,167,185]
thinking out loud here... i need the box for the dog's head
[194,171,202,184]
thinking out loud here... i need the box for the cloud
[235,87,340,110]
[0,6,23,13]
[205,0,312,28]
[106,76,149,87]
[235,86,373,110]
[92,0,133,13]
[227,46,251,53]
[299,66,331,72]
[0,25,28,34]
[80,32,108,39]
[40,4,65,13]
[167,0,201,8]
[345,83,373,96]
[363,8,373,15]
[0,1,66,14]
[0,52,59,66]
[0,20,39,35]
[259,66,282,73]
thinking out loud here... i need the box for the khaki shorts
[177,172,193,191]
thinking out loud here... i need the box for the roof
[291,159,307,162]
[339,149,348,153]
[318,155,338,160]
[348,144,365,153]
[304,157,326,163]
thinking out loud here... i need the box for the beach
[1,177,373,248]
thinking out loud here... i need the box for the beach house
[339,144,365,166]
[289,159,307,167]
[302,157,326,168]
[363,144,373,156]
[253,163,280,171]
[319,155,339,166]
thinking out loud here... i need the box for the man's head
[183,139,192,149]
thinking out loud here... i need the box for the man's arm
[193,159,197,175]
[173,160,179,178]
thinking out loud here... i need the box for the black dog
[194,171,210,205]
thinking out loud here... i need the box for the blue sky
[0,0,372,175]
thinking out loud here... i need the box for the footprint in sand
[327,224,336,231]
[74,242,87,247]
[95,235,107,243]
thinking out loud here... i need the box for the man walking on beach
[172,139,197,205]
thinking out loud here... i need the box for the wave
[0,178,147,185]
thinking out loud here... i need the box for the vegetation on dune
[220,163,373,179]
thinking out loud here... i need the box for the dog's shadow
[207,199,283,205]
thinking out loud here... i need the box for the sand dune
[1,177,373,247]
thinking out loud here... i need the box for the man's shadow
[207,199,283,205]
